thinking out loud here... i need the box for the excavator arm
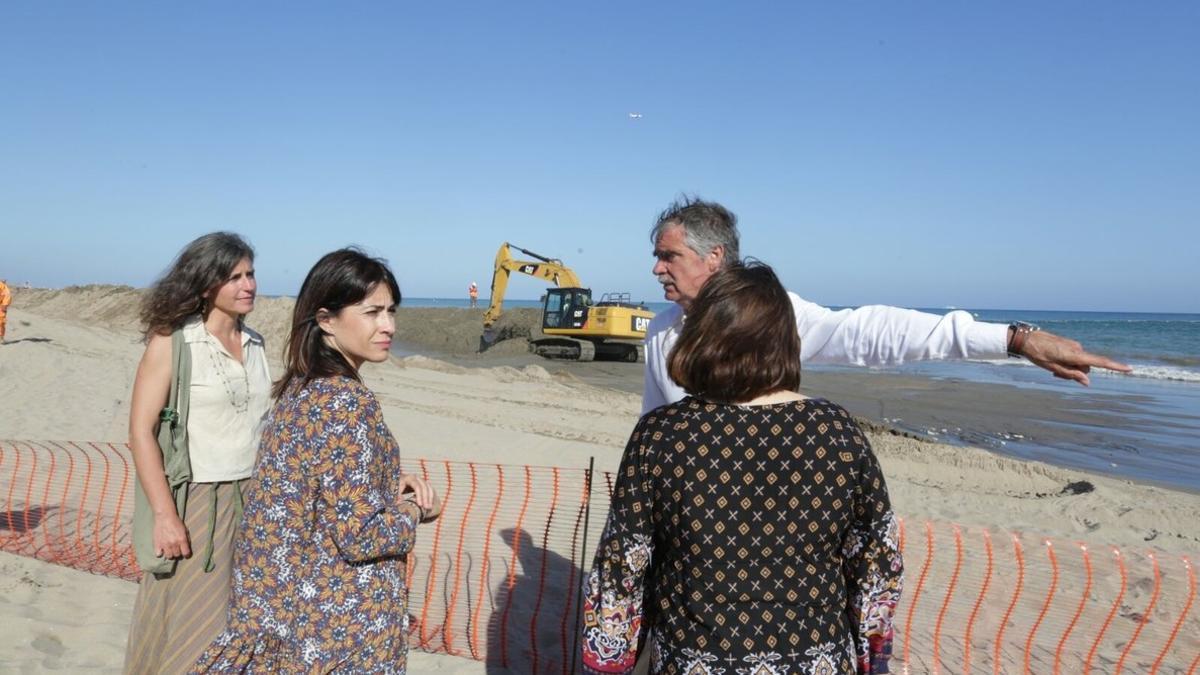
[483,242,583,329]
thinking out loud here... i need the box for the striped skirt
[124,480,244,675]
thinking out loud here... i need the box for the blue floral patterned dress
[582,397,903,675]
[191,376,423,674]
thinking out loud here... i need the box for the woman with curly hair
[125,232,273,673]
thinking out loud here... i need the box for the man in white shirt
[642,198,1132,413]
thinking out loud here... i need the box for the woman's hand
[153,511,191,559]
[398,473,443,522]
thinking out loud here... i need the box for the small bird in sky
[628,112,643,119]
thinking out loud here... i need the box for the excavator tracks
[529,337,642,363]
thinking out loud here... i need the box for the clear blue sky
[3,2,1197,312]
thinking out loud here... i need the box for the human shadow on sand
[0,505,57,533]
[486,526,587,674]
[1,337,53,345]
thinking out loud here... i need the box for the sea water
[824,308,1200,492]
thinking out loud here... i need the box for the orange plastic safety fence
[416,458,448,650]
[1152,557,1196,674]
[2,441,1199,672]
[1025,540,1059,673]
[1116,551,1162,674]
[961,527,994,675]
[0,441,140,580]
[441,460,477,656]
[469,463,504,660]
[993,535,1025,674]
[1054,543,1093,675]
[931,524,963,674]
[903,521,935,668]
[1086,548,1128,673]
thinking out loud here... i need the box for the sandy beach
[2,285,1198,672]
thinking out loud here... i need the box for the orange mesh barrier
[1086,548,1129,673]
[993,535,1025,673]
[1153,557,1195,673]
[0,441,139,579]
[2,440,1199,671]
[1054,543,1092,675]
[961,528,993,674]
[1024,540,1059,674]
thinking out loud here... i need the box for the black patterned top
[582,397,903,675]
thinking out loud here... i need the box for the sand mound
[395,307,542,356]
[13,285,145,330]
[10,286,539,359]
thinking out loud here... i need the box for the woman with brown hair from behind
[581,261,903,674]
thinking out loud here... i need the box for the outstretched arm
[791,295,1130,386]
[794,300,1004,364]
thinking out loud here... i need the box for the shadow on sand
[486,526,586,674]
[2,337,53,345]
[0,505,57,533]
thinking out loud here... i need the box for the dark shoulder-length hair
[140,232,255,338]
[667,261,801,403]
[274,248,402,398]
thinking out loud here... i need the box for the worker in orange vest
[0,278,11,343]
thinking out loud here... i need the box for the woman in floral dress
[193,248,441,674]
[582,262,903,675]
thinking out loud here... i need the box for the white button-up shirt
[642,292,1009,413]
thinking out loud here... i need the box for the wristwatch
[1007,321,1040,357]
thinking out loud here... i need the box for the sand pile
[13,285,145,331]
[10,285,541,360]
[393,307,544,356]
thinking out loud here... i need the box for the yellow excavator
[481,242,655,362]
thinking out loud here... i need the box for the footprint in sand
[32,633,65,658]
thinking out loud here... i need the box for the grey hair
[650,196,740,268]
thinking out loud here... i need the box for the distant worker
[469,281,479,308]
[0,278,11,343]
[642,197,1133,413]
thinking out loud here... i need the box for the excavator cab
[542,288,592,330]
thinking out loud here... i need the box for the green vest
[132,329,193,576]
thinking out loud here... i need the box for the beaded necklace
[205,335,250,414]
